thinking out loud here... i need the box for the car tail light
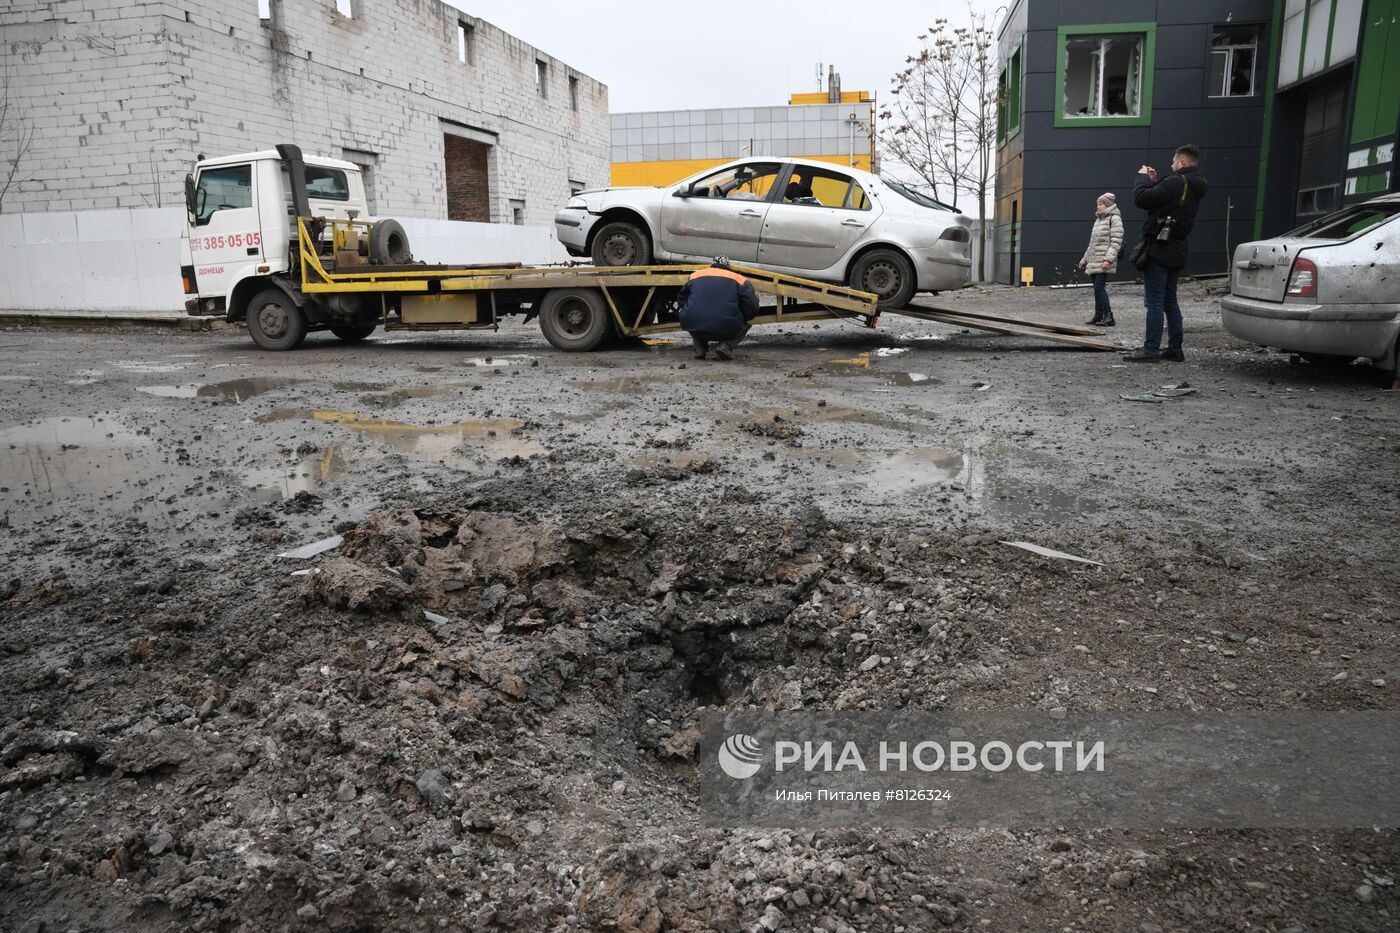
[938,227,970,242]
[1286,257,1317,298]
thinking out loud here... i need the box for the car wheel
[850,249,917,309]
[329,322,377,342]
[538,288,614,352]
[246,289,308,351]
[590,221,653,267]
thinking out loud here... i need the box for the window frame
[194,164,253,227]
[1053,23,1157,128]
[1006,44,1023,138]
[1207,25,1260,99]
[778,164,872,212]
[684,161,786,202]
[304,166,350,202]
[457,21,475,65]
[536,59,549,98]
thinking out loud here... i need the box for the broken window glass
[1209,26,1258,97]
[1062,33,1144,118]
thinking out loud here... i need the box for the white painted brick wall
[0,207,571,313]
[1,0,609,226]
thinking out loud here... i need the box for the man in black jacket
[677,257,760,360]
[1126,144,1209,361]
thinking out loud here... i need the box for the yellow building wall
[611,154,875,188]
[788,91,873,104]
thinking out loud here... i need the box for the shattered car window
[1286,202,1400,239]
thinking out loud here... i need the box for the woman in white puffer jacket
[1076,192,1123,327]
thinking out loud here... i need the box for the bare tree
[0,43,35,213]
[878,6,999,276]
[878,19,972,209]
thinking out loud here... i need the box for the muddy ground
[1,282,1398,932]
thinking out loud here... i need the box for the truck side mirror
[184,174,197,222]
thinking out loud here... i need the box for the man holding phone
[1125,145,1209,362]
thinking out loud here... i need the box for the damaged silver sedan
[1222,194,1400,371]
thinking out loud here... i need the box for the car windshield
[1285,201,1400,239]
[882,177,956,212]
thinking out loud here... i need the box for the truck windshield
[1285,202,1400,239]
[882,177,956,212]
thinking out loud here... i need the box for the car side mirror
[184,174,197,223]
[673,184,694,198]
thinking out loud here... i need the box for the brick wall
[0,0,609,224]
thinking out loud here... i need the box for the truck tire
[590,220,652,267]
[369,219,412,265]
[330,322,377,342]
[246,288,308,351]
[849,248,916,309]
[538,288,613,352]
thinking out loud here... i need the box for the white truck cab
[180,146,372,318]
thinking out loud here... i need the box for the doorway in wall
[443,131,492,222]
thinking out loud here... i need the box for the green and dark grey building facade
[993,0,1400,284]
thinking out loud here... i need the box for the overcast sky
[446,0,995,114]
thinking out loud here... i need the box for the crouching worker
[678,257,759,361]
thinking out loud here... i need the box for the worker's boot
[714,341,735,361]
[691,336,709,360]
[1097,311,1115,327]
[1084,310,1104,326]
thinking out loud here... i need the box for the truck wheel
[246,289,308,351]
[849,248,916,309]
[330,322,377,342]
[590,221,652,267]
[538,288,613,351]
[369,219,412,265]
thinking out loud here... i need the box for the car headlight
[565,197,587,210]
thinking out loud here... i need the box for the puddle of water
[64,369,106,386]
[461,355,536,368]
[358,386,462,405]
[715,402,921,434]
[111,360,188,374]
[769,441,1098,521]
[244,446,346,503]
[631,449,715,469]
[136,377,298,401]
[798,351,939,387]
[571,372,725,392]
[787,446,966,490]
[258,409,546,462]
[0,416,153,513]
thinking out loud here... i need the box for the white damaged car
[555,157,972,308]
[1222,194,1400,372]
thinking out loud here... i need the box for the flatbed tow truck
[180,145,1114,353]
